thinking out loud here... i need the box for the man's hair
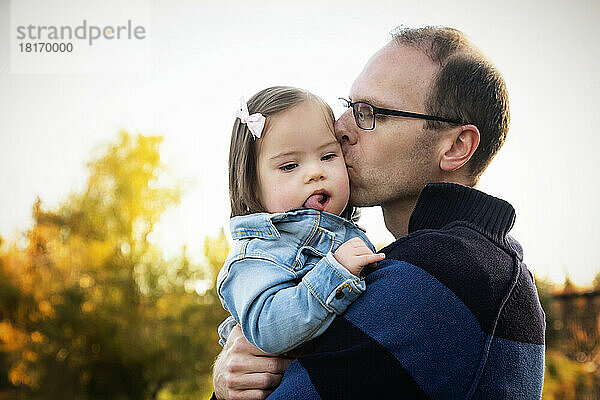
[391,26,510,184]
[228,86,335,217]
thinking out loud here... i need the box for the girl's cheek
[273,188,299,210]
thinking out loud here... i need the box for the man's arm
[212,325,292,400]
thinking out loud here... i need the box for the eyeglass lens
[353,102,374,130]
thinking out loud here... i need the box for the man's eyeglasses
[338,98,464,131]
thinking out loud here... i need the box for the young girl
[217,86,384,355]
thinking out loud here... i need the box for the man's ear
[440,124,480,172]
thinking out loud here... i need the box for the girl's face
[256,100,350,215]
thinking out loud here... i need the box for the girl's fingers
[358,253,385,266]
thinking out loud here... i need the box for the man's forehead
[349,71,393,108]
[349,74,401,110]
[349,43,437,109]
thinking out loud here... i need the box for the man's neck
[381,197,419,239]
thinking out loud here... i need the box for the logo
[16,20,146,46]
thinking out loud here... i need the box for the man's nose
[334,109,358,146]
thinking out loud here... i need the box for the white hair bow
[235,97,265,139]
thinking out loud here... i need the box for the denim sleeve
[218,252,365,355]
[217,316,238,347]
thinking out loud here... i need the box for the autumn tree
[0,132,229,399]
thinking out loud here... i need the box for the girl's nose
[304,166,325,183]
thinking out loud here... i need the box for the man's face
[335,43,442,208]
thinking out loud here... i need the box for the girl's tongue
[303,193,327,211]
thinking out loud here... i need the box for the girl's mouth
[303,192,330,211]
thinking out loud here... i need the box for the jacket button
[335,290,344,299]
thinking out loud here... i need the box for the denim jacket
[216,209,375,355]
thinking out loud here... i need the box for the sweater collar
[408,183,516,243]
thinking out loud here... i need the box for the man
[212,26,545,399]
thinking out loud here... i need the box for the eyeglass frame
[339,98,464,131]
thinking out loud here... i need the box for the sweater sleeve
[217,252,365,355]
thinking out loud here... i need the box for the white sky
[1,0,599,286]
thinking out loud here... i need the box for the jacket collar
[230,208,362,240]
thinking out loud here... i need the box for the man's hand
[213,325,292,400]
[333,237,385,276]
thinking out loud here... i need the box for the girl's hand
[333,237,385,276]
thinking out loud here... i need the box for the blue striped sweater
[266,183,545,399]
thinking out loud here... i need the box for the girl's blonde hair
[228,86,335,217]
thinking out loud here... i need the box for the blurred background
[1,0,599,398]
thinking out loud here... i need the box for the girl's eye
[280,163,298,171]
[321,153,337,161]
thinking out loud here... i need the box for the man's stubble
[348,128,438,209]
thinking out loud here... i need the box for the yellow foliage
[23,350,37,362]
[543,350,595,399]
[0,132,227,397]
[203,229,230,281]
[9,360,38,388]
[80,301,94,313]
[30,331,45,344]
[0,321,29,352]
[38,300,55,318]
